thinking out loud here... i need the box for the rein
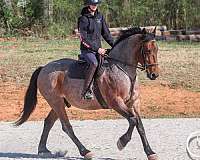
[106,55,137,68]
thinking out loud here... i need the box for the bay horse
[15,27,159,160]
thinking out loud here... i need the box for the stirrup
[83,90,94,100]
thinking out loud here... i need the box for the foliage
[52,0,82,35]
[0,0,199,36]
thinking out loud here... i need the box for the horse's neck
[109,36,140,79]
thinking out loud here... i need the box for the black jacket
[78,7,114,52]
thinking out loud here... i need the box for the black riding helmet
[84,0,101,5]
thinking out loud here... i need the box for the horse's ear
[153,27,157,35]
[142,28,146,34]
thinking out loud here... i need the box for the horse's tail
[14,66,43,126]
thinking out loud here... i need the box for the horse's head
[110,27,159,80]
[138,28,159,80]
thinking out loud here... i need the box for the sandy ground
[0,82,200,122]
[0,119,200,160]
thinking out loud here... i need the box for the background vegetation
[0,0,200,37]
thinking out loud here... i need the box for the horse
[15,27,159,160]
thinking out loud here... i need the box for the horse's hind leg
[58,107,93,159]
[44,95,93,159]
[38,109,57,155]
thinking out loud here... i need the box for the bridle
[137,40,158,71]
[106,40,158,71]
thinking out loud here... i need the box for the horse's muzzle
[147,72,159,80]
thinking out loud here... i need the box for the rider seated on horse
[78,0,114,100]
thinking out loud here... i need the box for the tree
[43,0,53,26]
[0,0,14,32]
[0,0,200,36]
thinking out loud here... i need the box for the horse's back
[43,58,77,73]
[37,58,77,95]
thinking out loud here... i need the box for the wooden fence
[74,26,200,42]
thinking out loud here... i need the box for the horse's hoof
[117,139,124,151]
[84,151,94,159]
[38,152,53,158]
[148,154,159,160]
[54,150,68,157]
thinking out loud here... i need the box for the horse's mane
[113,27,143,47]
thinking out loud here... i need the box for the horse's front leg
[136,115,158,160]
[117,116,137,150]
[106,96,137,150]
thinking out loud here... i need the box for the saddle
[68,54,108,79]
[68,52,111,109]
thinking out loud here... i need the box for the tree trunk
[43,0,53,26]
[48,0,53,23]
[1,0,13,32]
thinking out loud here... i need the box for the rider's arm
[78,16,99,52]
[101,15,114,47]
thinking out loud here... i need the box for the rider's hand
[98,48,106,55]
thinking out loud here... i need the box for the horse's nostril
[147,72,159,80]
[150,73,159,80]
[151,73,156,78]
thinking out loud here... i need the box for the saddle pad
[68,61,89,79]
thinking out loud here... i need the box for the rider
[78,0,114,100]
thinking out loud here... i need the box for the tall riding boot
[81,64,97,100]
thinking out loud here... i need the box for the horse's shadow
[0,152,117,160]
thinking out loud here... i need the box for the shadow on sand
[0,152,117,160]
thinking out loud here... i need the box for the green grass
[0,38,199,92]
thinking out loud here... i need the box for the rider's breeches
[80,50,98,69]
